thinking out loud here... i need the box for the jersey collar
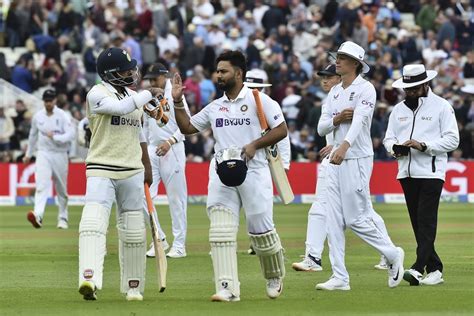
[222,85,248,103]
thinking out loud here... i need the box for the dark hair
[356,62,363,74]
[215,50,247,79]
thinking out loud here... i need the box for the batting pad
[249,229,286,279]
[117,210,146,294]
[79,203,109,290]
[208,205,240,297]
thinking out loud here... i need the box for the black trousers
[399,178,444,274]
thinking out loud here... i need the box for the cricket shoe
[420,270,444,285]
[166,247,186,258]
[27,211,42,228]
[292,255,323,272]
[79,281,97,301]
[388,247,405,288]
[146,239,170,258]
[266,278,283,299]
[316,276,350,291]
[211,289,240,302]
[126,288,143,301]
[374,255,389,270]
[57,218,69,229]
[403,269,423,286]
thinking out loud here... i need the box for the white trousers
[325,157,398,283]
[207,159,275,234]
[147,142,187,249]
[306,158,394,260]
[34,150,69,221]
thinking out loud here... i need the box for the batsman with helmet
[173,51,288,302]
[78,47,163,301]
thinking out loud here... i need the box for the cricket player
[78,47,162,301]
[316,41,404,291]
[142,63,190,259]
[292,64,392,272]
[243,69,291,255]
[24,89,75,229]
[174,51,288,301]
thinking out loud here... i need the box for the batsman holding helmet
[174,51,288,302]
[78,47,162,301]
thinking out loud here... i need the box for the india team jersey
[320,75,376,159]
[190,85,285,169]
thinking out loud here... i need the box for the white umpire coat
[383,88,459,181]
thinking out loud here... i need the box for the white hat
[254,39,266,51]
[244,70,272,88]
[329,41,370,73]
[392,64,438,89]
[461,85,474,94]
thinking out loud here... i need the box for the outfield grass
[0,203,473,316]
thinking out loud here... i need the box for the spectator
[0,107,15,151]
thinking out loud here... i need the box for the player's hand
[402,139,422,151]
[329,142,349,165]
[171,73,185,102]
[333,108,354,126]
[156,142,171,157]
[242,143,257,161]
[319,145,333,158]
[46,131,54,139]
[23,156,31,164]
[143,103,163,121]
[148,87,164,98]
[144,167,153,186]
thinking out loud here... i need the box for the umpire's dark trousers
[399,178,444,274]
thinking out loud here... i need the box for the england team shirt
[190,85,285,169]
[26,106,75,156]
[318,75,376,159]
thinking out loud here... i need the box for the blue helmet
[96,47,139,87]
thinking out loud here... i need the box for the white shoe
[388,247,405,288]
[420,270,444,285]
[79,281,97,300]
[247,244,256,255]
[146,239,170,258]
[292,256,323,272]
[166,247,186,258]
[57,219,69,229]
[126,288,143,301]
[211,289,240,302]
[266,278,283,299]
[403,269,423,286]
[315,277,350,291]
[374,255,389,270]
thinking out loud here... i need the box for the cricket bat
[144,183,167,292]
[252,89,294,204]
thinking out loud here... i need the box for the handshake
[144,88,170,127]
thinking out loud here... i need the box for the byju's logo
[215,118,251,127]
[111,116,121,125]
[216,118,224,127]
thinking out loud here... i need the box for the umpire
[384,64,459,286]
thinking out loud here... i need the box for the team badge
[333,94,339,100]
[349,92,355,101]
[240,104,248,112]
[129,280,140,288]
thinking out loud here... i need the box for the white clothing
[279,135,291,170]
[281,94,301,121]
[190,86,285,170]
[143,80,190,250]
[27,106,75,221]
[157,33,180,57]
[383,89,459,181]
[318,75,376,159]
[253,5,269,29]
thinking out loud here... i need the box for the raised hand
[171,72,184,102]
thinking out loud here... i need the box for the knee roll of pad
[117,211,146,294]
[249,229,286,279]
[208,205,240,296]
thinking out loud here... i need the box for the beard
[404,95,419,110]
[217,78,236,92]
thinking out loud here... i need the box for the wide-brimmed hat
[244,69,272,88]
[392,64,437,89]
[461,84,474,94]
[143,63,169,79]
[329,41,370,74]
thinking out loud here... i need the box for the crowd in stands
[0,0,473,164]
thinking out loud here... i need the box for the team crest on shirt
[240,104,248,112]
[349,92,355,101]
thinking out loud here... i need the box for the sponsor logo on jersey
[361,100,374,108]
[333,93,339,100]
[332,111,341,117]
[274,113,282,121]
[398,116,409,122]
[83,269,94,279]
[111,116,141,127]
[215,118,251,127]
[218,106,229,112]
[421,116,432,121]
[240,104,248,112]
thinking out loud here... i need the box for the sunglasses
[403,85,424,92]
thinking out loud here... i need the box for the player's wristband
[166,140,172,147]
[173,98,185,109]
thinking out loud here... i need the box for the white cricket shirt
[190,85,285,169]
[26,106,75,156]
[318,75,376,159]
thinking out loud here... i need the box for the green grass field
[0,203,473,316]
